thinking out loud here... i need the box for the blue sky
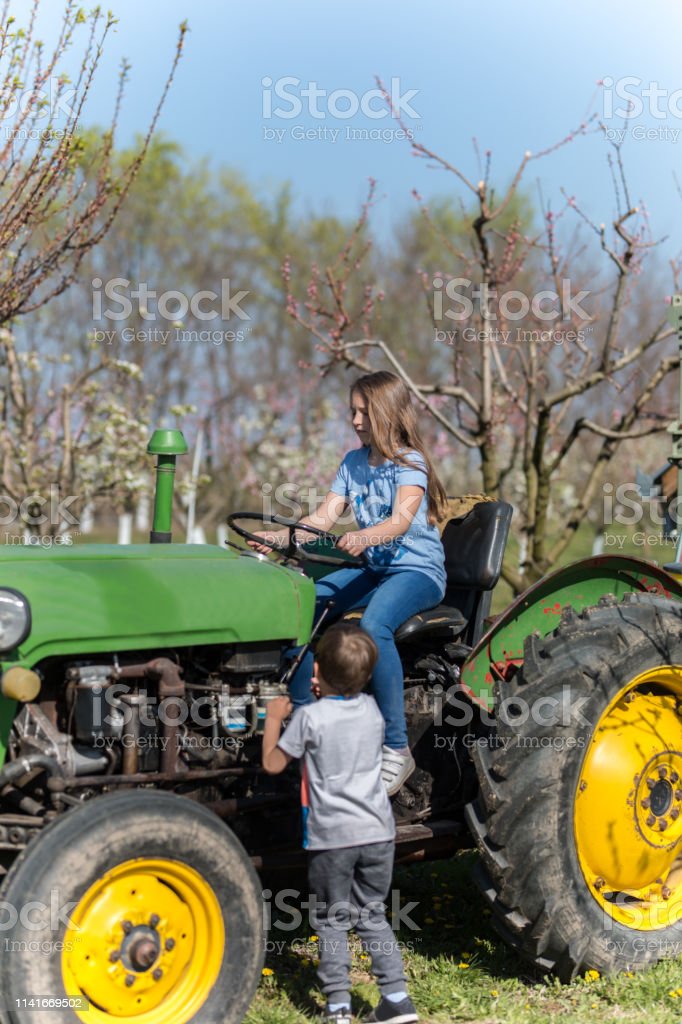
[32,0,682,256]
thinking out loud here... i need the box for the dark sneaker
[323,1007,353,1024]
[364,995,418,1023]
[381,746,416,797]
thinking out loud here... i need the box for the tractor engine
[8,642,291,785]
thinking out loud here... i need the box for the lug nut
[641,798,651,809]
[109,950,121,963]
[646,814,656,827]
[646,778,656,790]
[671,808,680,821]
[671,771,680,783]
[121,920,133,935]
[662,886,672,900]
[594,877,605,890]
[165,938,175,952]
[676,790,682,800]
[149,914,160,928]
[125,975,135,988]
[153,968,163,981]
[659,818,669,831]
[659,766,669,779]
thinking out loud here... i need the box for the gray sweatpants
[307,840,407,1007]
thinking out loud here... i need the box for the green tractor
[2,418,682,1024]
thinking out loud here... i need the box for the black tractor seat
[391,500,513,648]
[394,605,467,641]
[339,500,512,649]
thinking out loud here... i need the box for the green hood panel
[0,544,315,666]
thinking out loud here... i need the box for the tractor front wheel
[466,591,682,979]
[0,790,263,1023]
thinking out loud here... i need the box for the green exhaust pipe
[147,429,188,543]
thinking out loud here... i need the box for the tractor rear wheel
[466,592,682,979]
[0,790,263,1023]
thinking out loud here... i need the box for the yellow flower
[261,968,274,977]
[490,989,499,998]
[461,952,471,959]
[458,962,470,969]
[585,969,600,982]
[591,1003,598,1009]
[670,991,679,998]
[309,936,318,942]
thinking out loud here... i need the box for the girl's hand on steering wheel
[336,531,368,558]
[247,530,286,554]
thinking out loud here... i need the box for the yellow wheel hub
[62,858,224,1023]
[575,666,682,930]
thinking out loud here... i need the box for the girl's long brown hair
[351,371,448,524]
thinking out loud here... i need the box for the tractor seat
[394,605,467,641]
[392,500,513,646]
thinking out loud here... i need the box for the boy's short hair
[316,623,378,696]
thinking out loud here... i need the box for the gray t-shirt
[278,693,395,851]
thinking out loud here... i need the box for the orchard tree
[286,109,680,594]
[0,0,186,533]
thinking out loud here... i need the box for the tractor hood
[0,544,315,666]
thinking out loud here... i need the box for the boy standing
[263,623,419,1024]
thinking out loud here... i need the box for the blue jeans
[289,566,444,749]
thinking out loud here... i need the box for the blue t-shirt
[330,447,446,595]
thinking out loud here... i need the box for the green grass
[246,853,682,1023]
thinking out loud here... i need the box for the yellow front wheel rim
[62,858,224,1023]
[575,666,682,930]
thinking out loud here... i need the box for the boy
[262,623,419,1024]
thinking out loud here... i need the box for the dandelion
[490,989,499,998]
[457,962,470,970]
[309,936,318,942]
[585,969,600,982]
[262,967,274,977]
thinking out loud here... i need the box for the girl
[251,370,448,796]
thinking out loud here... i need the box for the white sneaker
[381,746,416,796]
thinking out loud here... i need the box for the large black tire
[0,790,264,1024]
[465,592,682,980]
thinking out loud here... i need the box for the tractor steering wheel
[226,512,358,568]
